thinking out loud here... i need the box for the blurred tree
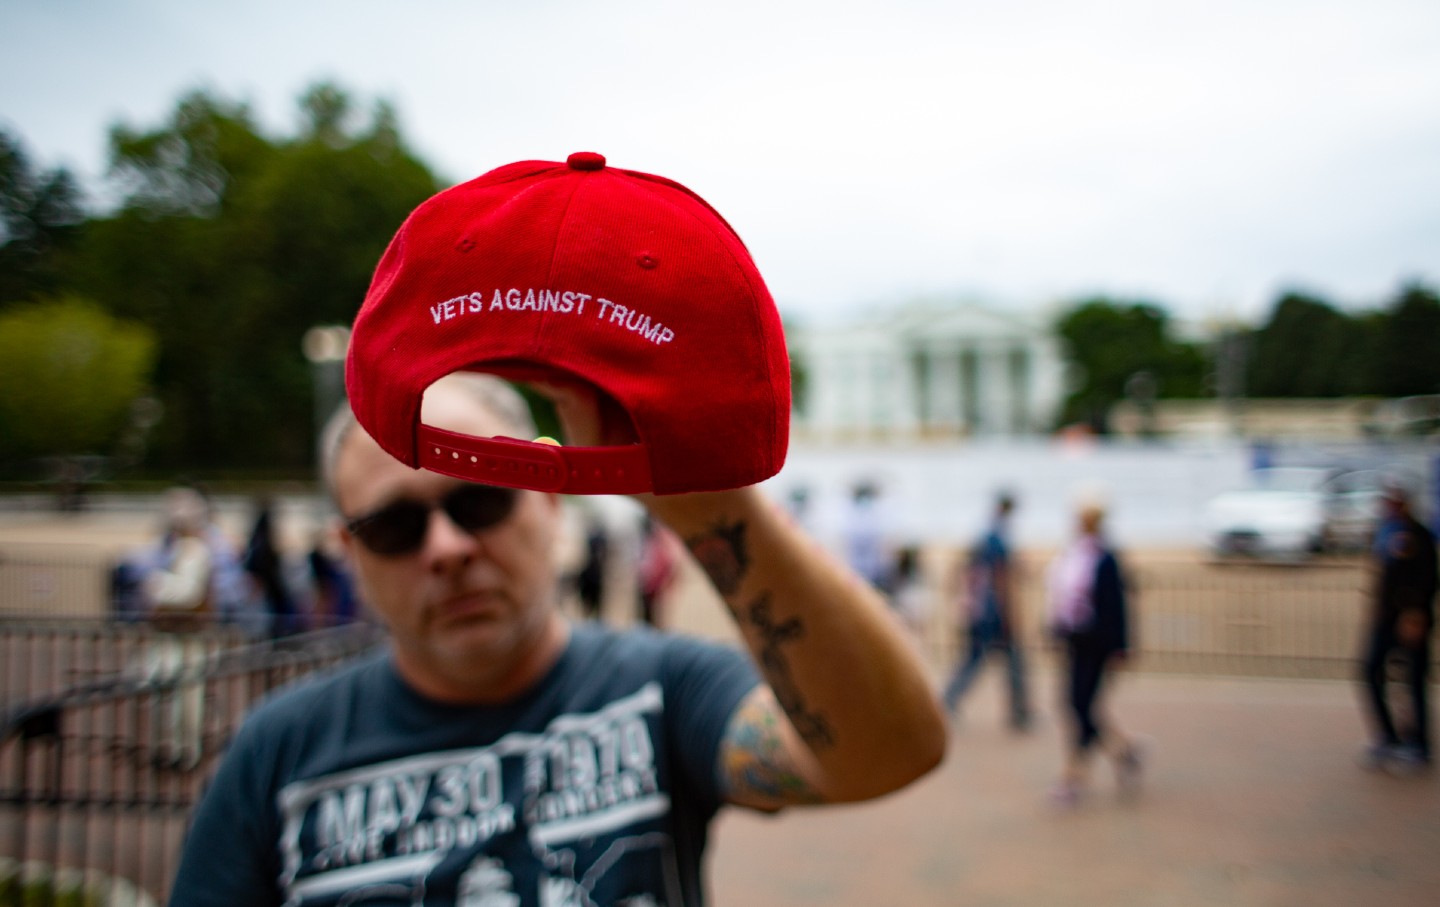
[1055,298,1206,431]
[1371,282,1440,397]
[1247,292,1375,397]
[298,82,352,148]
[71,83,442,472]
[105,91,271,217]
[0,129,86,305]
[0,298,156,461]
[781,313,809,417]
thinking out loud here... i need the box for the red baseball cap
[345,151,791,495]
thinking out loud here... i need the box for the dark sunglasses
[344,483,520,556]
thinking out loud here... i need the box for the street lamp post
[302,325,350,475]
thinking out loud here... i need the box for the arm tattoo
[685,519,750,596]
[722,692,823,805]
[748,594,835,750]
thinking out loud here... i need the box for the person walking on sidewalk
[1046,496,1143,806]
[942,491,1030,730]
[1359,479,1437,773]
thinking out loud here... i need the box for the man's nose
[422,506,481,572]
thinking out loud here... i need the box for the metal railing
[0,620,387,905]
[1122,560,1377,680]
[918,554,1430,681]
[0,617,255,709]
[0,549,110,621]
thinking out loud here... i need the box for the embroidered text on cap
[345,152,791,495]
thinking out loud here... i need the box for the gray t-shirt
[170,623,760,907]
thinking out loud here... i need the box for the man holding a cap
[169,153,946,907]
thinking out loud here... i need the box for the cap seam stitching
[537,171,590,359]
[626,176,781,475]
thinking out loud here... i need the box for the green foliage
[0,128,86,305]
[0,297,155,460]
[513,385,563,441]
[1247,283,1440,398]
[0,858,129,907]
[781,313,809,416]
[1372,282,1440,396]
[1055,298,1206,430]
[1247,292,1374,396]
[1056,284,1440,431]
[105,90,271,218]
[67,82,443,472]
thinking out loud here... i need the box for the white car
[1318,468,1389,552]
[1204,467,1332,559]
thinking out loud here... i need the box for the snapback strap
[418,425,653,495]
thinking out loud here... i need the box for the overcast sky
[3,0,1437,327]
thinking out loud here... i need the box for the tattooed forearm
[686,519,750,596]
[722,692,824,805]
[748,594,835,750]
[691,518,836,752]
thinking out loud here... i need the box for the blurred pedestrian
[637,513,682,628]
[941,492,1030,730]
[785,486,813,532]
[844,480,894,595]
[1045,496,1143,806]
[139,486,213,769]
[891,545,931,638]
[242,496,300,636]
[54,456,89,513]
[1359,479,1437,773]
[308,526,358,628]
[143,487,214,632]
[193,485,265,636]
[575,511,610,621]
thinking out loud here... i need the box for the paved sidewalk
[707,670,1440,907]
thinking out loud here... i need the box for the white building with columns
[789,301,1066,441]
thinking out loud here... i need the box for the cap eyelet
[637,254,658,270]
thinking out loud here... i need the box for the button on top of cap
[567,151,606,171]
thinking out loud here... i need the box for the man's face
[332,387,564,703]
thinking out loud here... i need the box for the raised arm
[644,487,947,810]
[530,377,947,810]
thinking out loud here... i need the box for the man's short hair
[319,372,538,502]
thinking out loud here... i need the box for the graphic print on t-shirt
[275,683,678,906]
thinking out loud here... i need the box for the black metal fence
[0,619,386,906]
[0,617,255,709]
